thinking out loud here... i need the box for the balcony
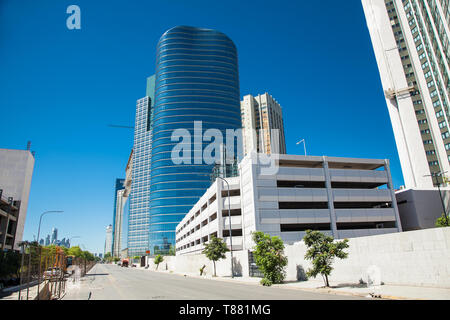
[335,208,397,223]
[333,189,392,202]
[222,215,242,230]
[223,236,243,250]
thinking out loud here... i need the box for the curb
[137,268,426,300]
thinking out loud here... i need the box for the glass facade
[128,76,155,256]
[149,26,241,254]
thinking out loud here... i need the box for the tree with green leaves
[202,236,229,277]
[68,246,83,258]
[252,231,288,286]
[168,245,176,256]
[435,213,450,227]
[303,230,349,287]
[154,254,163,270]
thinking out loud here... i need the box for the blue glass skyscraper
[148,26,241,254]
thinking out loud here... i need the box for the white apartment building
[241,93,286,156]
[362,0,450,189]
[104,224,113,256]
[0,147,35,250]
[112,150,133,257]
[175,153,402,255]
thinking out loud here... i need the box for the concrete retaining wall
[148,251,249,278]
[166,228,450,288]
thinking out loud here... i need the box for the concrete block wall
[163,228,450,288]
[148,250,249,278]
[284,228,450,288]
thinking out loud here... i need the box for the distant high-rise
[362,0,450,188]
[45,235,50,246]
[241,93,286,155]
[0,147,35,250]
[104,224,113,256]
[51,228,58,244]
[112,178,125,257]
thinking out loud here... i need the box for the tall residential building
[128,77,155,256]
[112,178,125,256]
[147,26,242,255]
[104,224,113,256]
[0,147,35,250]
[241,93,287,155]
[362,0,450,188]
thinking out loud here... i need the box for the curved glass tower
[149,26,241,254]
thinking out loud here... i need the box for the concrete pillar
[384,159,403,232]
[322,156,338,238]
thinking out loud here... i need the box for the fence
[16,242,68,300]
[0,242,98,300]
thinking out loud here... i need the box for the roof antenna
[27,141,31,150]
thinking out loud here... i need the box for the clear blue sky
[0,0,404,254]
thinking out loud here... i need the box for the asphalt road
[63,264,363,300]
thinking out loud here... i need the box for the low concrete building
[396,188,450,231]
[176,153,402,255]
[0,191,21,250]
[0,147,35,250]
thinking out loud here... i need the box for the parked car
[43,267,63,280]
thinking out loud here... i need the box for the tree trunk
[325,274,329,287]
[213,261,216,277]
[156,263,159,270]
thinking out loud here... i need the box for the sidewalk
[141,267,450,300]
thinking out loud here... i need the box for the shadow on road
[85,273,109,277]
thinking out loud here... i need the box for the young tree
[435,213,450,227]
[303,230,349,287]
[68,246,83,258]
[252,231,288,286]
[154,254,163,270]
[202,236,229,277]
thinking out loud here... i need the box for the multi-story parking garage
[175,153,402,255]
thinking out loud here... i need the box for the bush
[252,231,288,286]
[260,278,273,286]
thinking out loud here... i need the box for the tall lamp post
[36,210,63,300]
[216,176,234,278]
[200,173,234,278]
[296,139,307,157]
[425,171,449,226]
[36,211,64,243]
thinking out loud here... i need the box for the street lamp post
[200,173,234,278]
[36,210,63,300]
[296,139,307,157]
[425,172,449,226]
[216,176,234,278]
[36,211,64,243]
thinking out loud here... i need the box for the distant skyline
[0,0,405,254]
